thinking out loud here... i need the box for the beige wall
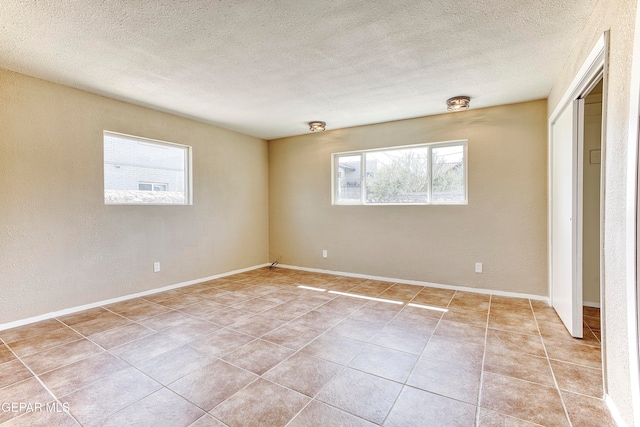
[547,0,638,423]
[269,100,548,296]
[583,90,602,306]
[0,69,269,325]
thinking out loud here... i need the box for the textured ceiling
[0,1,597,140]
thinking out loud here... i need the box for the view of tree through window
[333,141,466,205]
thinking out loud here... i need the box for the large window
[104,131,191,205]
[332,141,467,205]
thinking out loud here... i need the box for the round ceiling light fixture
[309,121,326,132]
[446,96,471,112]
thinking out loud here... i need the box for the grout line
[530,299,574,427]
[475,294,491,426]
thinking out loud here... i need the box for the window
[332,140,467,205]
[104,131,191,205]
[138,182,168,192]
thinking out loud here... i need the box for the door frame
[547,29,608,377]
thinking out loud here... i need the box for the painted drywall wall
[547,0,638,423]
[0,69,269,325]
[583,90,602,306]
[269,100,548,295]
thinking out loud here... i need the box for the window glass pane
[336,154,362,204]
[432,145,465,202]
[365,147,430,204]
[104,132,189,205]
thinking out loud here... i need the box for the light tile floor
[0,268,615,426]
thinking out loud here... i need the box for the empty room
[1,1,639,426]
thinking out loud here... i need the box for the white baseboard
[605,394,627,427]
[0,263,270,332]
[277,264,550,303]
[583,301,601,308]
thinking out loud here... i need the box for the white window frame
[104,131,193,206]
[331,140,468,206]
[138,182,169,192]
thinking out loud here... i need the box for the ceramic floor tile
[62,367,162,426]
[433,319,486,346]
[87,323,154,349]
[421,335,484,368]
[137,344,216,384]
[111,331,182,363]
[448,293,490,312]
[1,409,80,427]
[288,309,345,331]
[168,359,257,411]
[20,339,103,374]
[550,360,603,398]
[8,326,84,358]
[210,378,310,427]
[538,318,601,347]
[406,356,481,404]
[199,306,253,326]
[39,352,129,397]
[222,339,293,375]
[227,314,287,337]
[0,359,32,388]
[388,308,440,333]
[485,329,545,357]
[230,297,282,313]
[60,309,132,336]
[139,310,192,331]
[0,319,69,344]
[479,372,569,426]
[189,329,255,357]
[162,317,222,343]
[104,299,170,321]
[0,343,15,364]
[441,307,488,327]
[288,400,378,427]
[562,390,616,427]
[263,352,342,397]
[543,337,602,368]
[0,378,55,423]
[488,312,539,335]
[178,300,226,318]
[348,344,418,383]
[300,332,367,365]
[483,347,554,386]
[262,324,323,350]
[188,414,228,427]
[97,388,204,427]
[260,302,312,321]
[476,408,543,426]
[347,305,398,324]
[384,385,477,427]
[331,317,387,342]
[316,367,402,424]
[371,325,431,355]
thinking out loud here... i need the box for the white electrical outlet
[322,250,328,258]
[475,262,483,273]
[153,262,161,273]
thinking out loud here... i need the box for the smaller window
[332,140,467,205]
[104,131,192,205]
[138,182,168,192]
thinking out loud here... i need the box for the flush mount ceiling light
[446,96,471,112]
[308,121,326,132]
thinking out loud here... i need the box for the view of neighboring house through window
[103,131,191,205]
[333,141,467,205]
